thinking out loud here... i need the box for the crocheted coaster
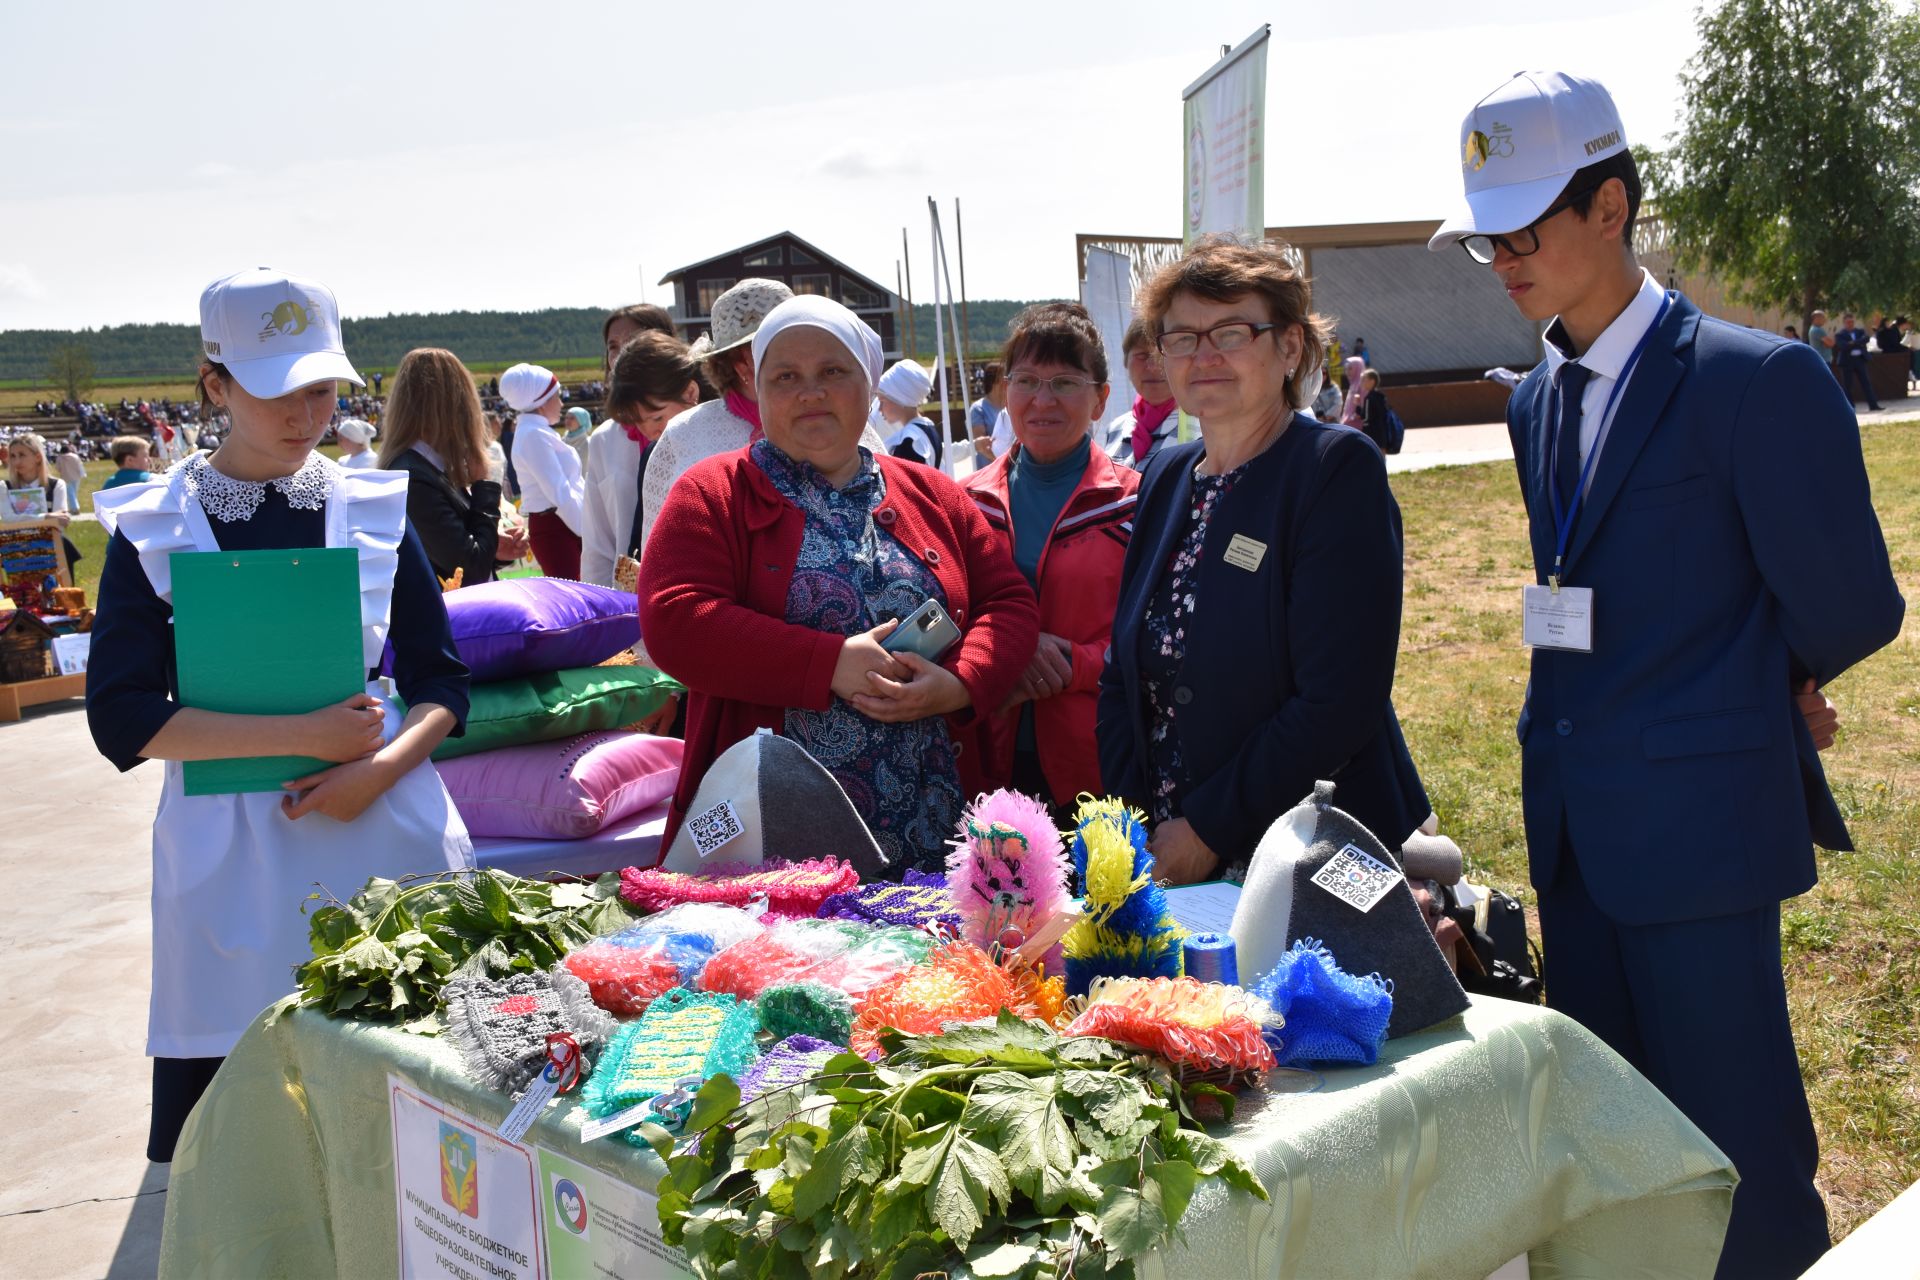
[618,857,860,918]
[581,987,761,1122]
[441,969,617,1094]
[1062,976,1277,1075]
[816,868,960,931]
[697,919,865,1000]
[1250,938,1394,1068]
[756,981,855,1045]
[738,1035,840,1104]
[563,942,683,1017]
[850,941,1066,1058]
[1063,797,1186,996]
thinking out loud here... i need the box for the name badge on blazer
[1523,584,1593,652]
[1223,534,1267,572]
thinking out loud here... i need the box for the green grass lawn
[46,421,1920,1238]
[1390,418,1920,1241]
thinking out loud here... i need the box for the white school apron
[101,456,473,1058]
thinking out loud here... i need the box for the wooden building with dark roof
[659,232,901,358]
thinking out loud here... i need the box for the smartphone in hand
[880,598,962,663]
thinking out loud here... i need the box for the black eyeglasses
[1460,185,1601,264]
[1156,321,1282,359]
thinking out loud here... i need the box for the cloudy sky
[2,0,1698,332]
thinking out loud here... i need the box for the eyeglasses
[1156,321,1282,359]
[1459,185,1601,264]
[1007,372,1100,397]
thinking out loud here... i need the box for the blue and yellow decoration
[1061,796,1187,996]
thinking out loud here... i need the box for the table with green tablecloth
[158,997,1734,1280]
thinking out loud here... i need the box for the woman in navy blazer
[1097,237,1428,883]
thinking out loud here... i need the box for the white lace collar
[183,451,335,523]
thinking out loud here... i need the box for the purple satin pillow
[436,731,683,840]
[392,578,639,682]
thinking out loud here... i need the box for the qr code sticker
[687,800,744,859]
[1309,843,1401,913]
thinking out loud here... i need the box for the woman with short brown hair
[1098,235,1428,882]
[380,348,527,585]
[580,331,706,587]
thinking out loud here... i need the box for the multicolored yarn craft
[756,981,855,1045]
[737,1034,842,1104]
[850,940,1066,1058]
[441,969,616,1094]
[1062,976,1278,1075]
[563,941,682,1017]
[1061,796,1186,995]
[816,868,960,932]
[581,987,760,1132]
[1249,938,1394,1068]
[618,857,860,918]
[697,919,865,1000]
[945,790,1073,973]
[800,927,936,998]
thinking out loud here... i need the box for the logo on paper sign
[439,1121,479,1218]
[551,1175,590,1237]
[1464,122,1515,171]
[259,299,313,341]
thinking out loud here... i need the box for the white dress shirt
[1543,268,1667,495]
[509,412,586,533]
[580,419,644,587]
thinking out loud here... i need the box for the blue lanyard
[1547,292,1673,588]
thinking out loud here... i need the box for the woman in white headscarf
[870,358,938,466]
[639,296,1039,871]
[333,418,378,469]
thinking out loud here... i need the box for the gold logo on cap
[259,300,313,341]
[1465,122,1515,171]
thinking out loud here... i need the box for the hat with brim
[224,348,364,399]
[688,278,794,364]
[1428,168,1576,250]
[199,266,364,397]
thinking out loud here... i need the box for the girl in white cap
[86,267,473,1164]
[871,358,939,466]
[333,417,378,469]
[501,361,586,579]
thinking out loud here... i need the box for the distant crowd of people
[1782,311,1915,411]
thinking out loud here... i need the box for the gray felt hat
[1230,780,1469,1037]
[660,730,888,880]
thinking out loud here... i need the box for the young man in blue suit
[1430,72,1903,1279]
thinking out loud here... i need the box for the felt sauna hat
[660,730,887,879]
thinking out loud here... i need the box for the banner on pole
[1182,26,1269,248]
[1080,247,1136,440]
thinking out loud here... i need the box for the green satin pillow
[424,665,682,761]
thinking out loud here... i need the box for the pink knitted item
[696,921,862,1000]
[1062,976,1277,1074]
[945,790,1072,972]
[618,857,859,917]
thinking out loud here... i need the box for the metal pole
[955,198,971,394]
[928,199,951,470]
[901,228,916,358]
[895,261,906,359]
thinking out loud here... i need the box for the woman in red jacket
[640,295,1039,871]
[959,304,1139,812]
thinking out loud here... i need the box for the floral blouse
[751,439,963,872]
[1137,462,1250,833]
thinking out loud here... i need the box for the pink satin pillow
[435,731,683,839]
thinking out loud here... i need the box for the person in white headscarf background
[334,418,378,469]
[637,279,889,558]
[502,361,585,579]
[871,358,939,466]
[638,295,1039,870]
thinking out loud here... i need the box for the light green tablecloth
[159,998,1733,1279]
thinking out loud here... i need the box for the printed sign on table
[390,1075,545,1280]
[536,1147,694,1278]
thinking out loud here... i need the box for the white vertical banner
[1183,26,1269,246]
[1080,246,1136,440]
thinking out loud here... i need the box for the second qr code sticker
[1310,843,1401,913]
[687,801,744,859]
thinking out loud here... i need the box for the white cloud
[0,264,47,302]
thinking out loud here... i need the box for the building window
[790,246,819,265]
[841,279,884,308]
[793,273,833,298]
[695,278,736,315]
[743,247,783,267]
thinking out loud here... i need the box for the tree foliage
[45,341,95,402]
[1644,0,1920,325]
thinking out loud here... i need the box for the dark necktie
[1552,361,1594,515]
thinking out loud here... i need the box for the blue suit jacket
[1096,416,1430,864]
[1508,292,1903,925]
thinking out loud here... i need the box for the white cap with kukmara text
[199,267,363,397]
[1428,71,1628,251]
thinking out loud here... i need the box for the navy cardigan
[1096,416,1428,864]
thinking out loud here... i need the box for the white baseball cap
[199,267,364,396]
[1428,71,1629,251]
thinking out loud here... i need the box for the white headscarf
[750,296,885,394]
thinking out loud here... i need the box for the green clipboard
[170,547,368,796]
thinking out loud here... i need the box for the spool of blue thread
[1182,932,1239,986]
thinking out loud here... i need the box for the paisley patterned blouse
[1137,463,1250,829]
[751,440,963,871]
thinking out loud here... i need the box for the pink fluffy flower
[945,789,1072,972]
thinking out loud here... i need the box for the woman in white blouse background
[501,362,585,579]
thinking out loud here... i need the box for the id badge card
[1523,584,1594,652]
